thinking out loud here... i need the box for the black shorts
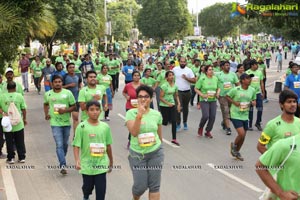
[231,118,248,130]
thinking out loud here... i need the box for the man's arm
[255,160,298,199]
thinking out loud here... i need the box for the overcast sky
[187,0,247,13]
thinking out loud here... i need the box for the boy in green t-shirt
[73,100,113,200]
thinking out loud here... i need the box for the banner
[240,34,253,41]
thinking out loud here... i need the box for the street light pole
[104,0,107,52]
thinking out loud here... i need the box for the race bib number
[131,99,138,107]
[53,104,66,114]
[46,74,51,81]
[138,132,156,147]
[239,102,250,111]
[35,71,42,77]
[294,81,300,88]
[90,143,105,157]
[96,70,101,74]
[207,90,216,99]
[223,82,232,90]
[128,69,133,74]
[252,76,259,83]
[102,77,110,83]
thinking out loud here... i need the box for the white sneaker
[7,159,15,164]
[18,159,25,163]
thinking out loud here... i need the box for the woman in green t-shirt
[126,85,164,200]
[159,71,181,146]
[195,65,220,138]
[97,65,114,121]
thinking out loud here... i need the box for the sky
[187,0,247,13]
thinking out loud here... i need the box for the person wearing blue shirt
[284,62,300,117]
[50,62,67,82]
[275,49,283,72]
[79,54,94,84]
[122,59,135,84]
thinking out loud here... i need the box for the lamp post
[104,0,107,51]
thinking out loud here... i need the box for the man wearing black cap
[226,73,256,161]
[246,59,265,131]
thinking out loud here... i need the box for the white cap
[1,116,12,132]
[5,68,13,74]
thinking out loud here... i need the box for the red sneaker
[198,128,203,136]
[205,132,213,139]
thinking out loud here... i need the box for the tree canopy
[198,3,240,39]
[136,0,193,42]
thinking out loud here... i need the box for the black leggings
[160,106,177,140]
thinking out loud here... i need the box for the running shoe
[183,123,188,130]
[235,152,244,161]
[6,158,15,164]
[205,132,213,139]
[248,127,253,131]
[171,139,180,146]
[18,159,25,163]
[60,168,67,175]
[226,128,232,135]
[255,123,263,131]
[176,124,181,132]
[198,128,203,137]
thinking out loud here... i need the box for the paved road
[0,52,293,200]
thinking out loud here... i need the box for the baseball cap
[240,73,254,80]
[1,116,12,132]
[5,68,13,74]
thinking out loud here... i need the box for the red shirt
[123,82,138,110]
[19,58,30,73]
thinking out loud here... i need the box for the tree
[46,0,105,56]
[198,3,241,40]
[136,0,193,43]
[107,0,140,41]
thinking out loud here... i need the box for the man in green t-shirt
[44,75,76,174]
[0,81,27,164]
[256,134,300,200]
[217,61,239,135]
[73,100,113,200]
[257,90,300,154]
[226,73,256,161]
[246,59,265,131]
[2,68,24,95]
[78,71,108,122]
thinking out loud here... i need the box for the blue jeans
[51,126,71,167]
[249,93,263,127]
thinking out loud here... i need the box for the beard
[180,64,185,68]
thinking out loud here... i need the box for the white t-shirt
[173,66,195,91]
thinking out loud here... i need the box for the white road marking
[117,113,180,148]
[1,165,20,200]
[207,163,263,193]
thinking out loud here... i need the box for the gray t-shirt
[42,66,56,82]
[64,74,81,101]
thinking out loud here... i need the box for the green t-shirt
[0,92,26,132]
[94,63,102,74]
[259,134,300,200]
[97,74,112,89]
[227,86,256,120]
[265,52,271,59]
[32,65,43,78]
[125,109,162,154]
[191,65,200,86]
[72,120,113,175]
[213,66,221,76]
[145,64,157,77]
[155,70,166,86]
[120,51,128,60]
[246,69,263,94]
[55,56,64,63]
[159,82,178,107]
[195,75,219,102]
[1,82,24,96]
[217,71,239,96]
[107,59,119,75]
[140,77,156,87]
[78,85,107,121]
[44,89,76,126]
[259,115,300,149]
[284,46,289,52]
[258,64,266,78]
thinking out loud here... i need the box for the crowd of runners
[1,39,300,200]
